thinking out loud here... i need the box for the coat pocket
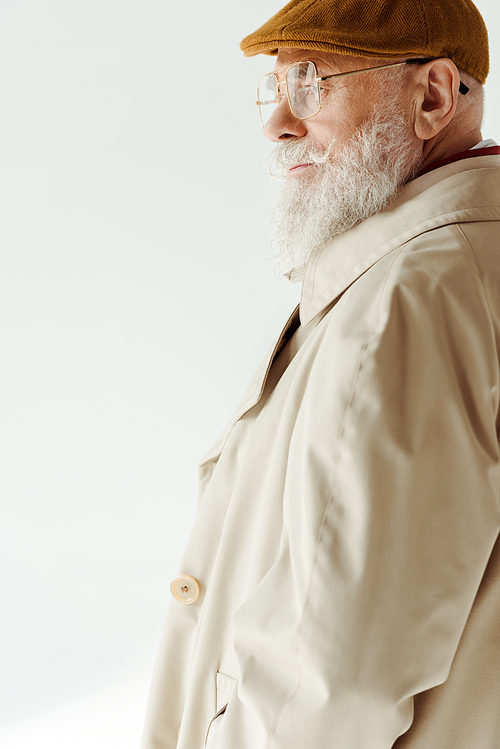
[204,704,226,749]
[204,672,236,748]
[216,671,236,712]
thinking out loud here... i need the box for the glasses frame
[256,58,469,127]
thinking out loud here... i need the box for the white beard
[270,107,423,276]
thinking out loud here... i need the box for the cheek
[317,84,376,140]
[303,73,381,150]
[304,117,354,152]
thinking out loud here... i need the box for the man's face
[264,48,424,275]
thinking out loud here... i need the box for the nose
[263,97,308,142]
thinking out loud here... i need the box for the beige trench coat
[142,155,500,749]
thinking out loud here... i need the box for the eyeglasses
[256,59,469,128]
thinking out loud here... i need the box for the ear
[412,59,460,141]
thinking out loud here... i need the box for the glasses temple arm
[318,58,469,95]
[405,58,469,94]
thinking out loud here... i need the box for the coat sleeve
[214,228,500,748]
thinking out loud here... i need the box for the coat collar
[300,154,500,325]
[200,155,500,466]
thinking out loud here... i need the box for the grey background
[0,1,498,746]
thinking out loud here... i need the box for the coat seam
[455,223,500,469]
[455,223,498,376]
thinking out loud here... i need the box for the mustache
[269,138,337,175]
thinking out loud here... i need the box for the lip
[288,162,313,173]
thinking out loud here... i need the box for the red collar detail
[420,145,500,176]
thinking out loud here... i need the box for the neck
[420,127,483,170]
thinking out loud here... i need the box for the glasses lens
[287,61,319,119]
[257,73,279,127]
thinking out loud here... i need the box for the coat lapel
[199,305,300,465]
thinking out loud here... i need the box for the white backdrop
[0,1,498,746]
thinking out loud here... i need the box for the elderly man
[142,0,500,747]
